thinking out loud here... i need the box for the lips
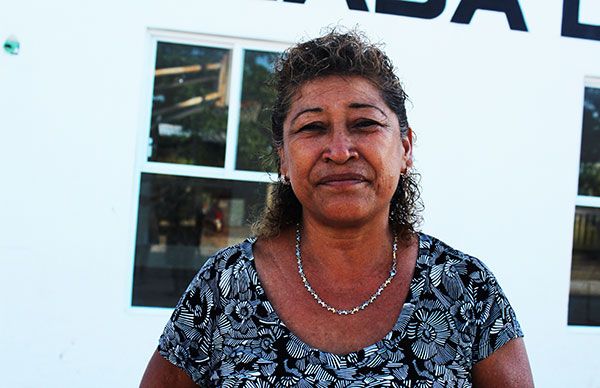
[317,173,368,186]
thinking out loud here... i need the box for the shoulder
[188,237,267,309]
[417,232,498,283]
[189,238,256,286]
[157,238,259,383]
[417,233,523,360]
[413,233,516,322]
[170,238,257,319]
[206,237,256,269]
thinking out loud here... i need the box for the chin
[309,204,383,227]
[300,193,390,226]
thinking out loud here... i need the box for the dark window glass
[132,173,269,307]
[578,87,600,196]
[569,206,600,326]
[149,42,230,167]
[235,50,279,172]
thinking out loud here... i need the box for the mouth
[317,173,369,186]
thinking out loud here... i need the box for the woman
[141,31,534,387]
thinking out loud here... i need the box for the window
[569,78,600,326]
[132,32,285,308]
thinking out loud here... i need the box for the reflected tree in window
[236,50,279,172]
[570,84,600,326]
[578,87,600,196]
[149,43,230,167]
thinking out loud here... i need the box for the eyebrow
[348,103,388,117]
[291,107,322,124]
[290,103,387,124]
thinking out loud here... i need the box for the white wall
[1,0,599,386]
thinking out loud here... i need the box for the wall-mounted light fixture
[4,35,20,55]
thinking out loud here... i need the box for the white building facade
[1,0,600,386]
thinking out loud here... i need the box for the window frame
[569,76,600,328]
[127,30,289,311]
[575,77,600,209]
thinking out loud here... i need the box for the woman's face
[279,75,413,228]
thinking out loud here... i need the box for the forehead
[289,75,388,112]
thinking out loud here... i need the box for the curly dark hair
[253,29,422,242]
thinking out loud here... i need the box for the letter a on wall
[451,0,528,31]
[347,0,369,11]
[376,0,446,19]
[282,0,370,10]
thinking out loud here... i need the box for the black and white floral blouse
[158,233,523,387]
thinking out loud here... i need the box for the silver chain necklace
[295,224,398,316]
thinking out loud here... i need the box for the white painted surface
[0,0,599,386]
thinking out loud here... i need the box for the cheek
[371,161,399,192]
[380,147,404,192]
[384,173,401,194]
[286,142,319,176]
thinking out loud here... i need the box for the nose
[322,127,359,164]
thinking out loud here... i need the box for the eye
[354,119,381,130]
[298,122,326,132]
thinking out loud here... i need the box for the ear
[277,146,288,178]
[402,127,414,170]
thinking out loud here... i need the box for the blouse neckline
[240,232,430,360]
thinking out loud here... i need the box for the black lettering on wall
[375,0,445,20]
[451,0,528,31]
[347,0,369,11]
[562,0,600,42]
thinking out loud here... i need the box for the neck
[297,213,396,280]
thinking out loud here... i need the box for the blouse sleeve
[471,262,524,364]
[157,258,219,385]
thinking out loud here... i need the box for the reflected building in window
[133,174,270,307]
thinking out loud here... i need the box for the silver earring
[279,175,290,185]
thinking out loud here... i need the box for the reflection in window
[569,206,600,325]
[132,173,269,307]
[149,42,230,167]
[570,83,600,326]
[236,50,279,172]
[578,87,600,196]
